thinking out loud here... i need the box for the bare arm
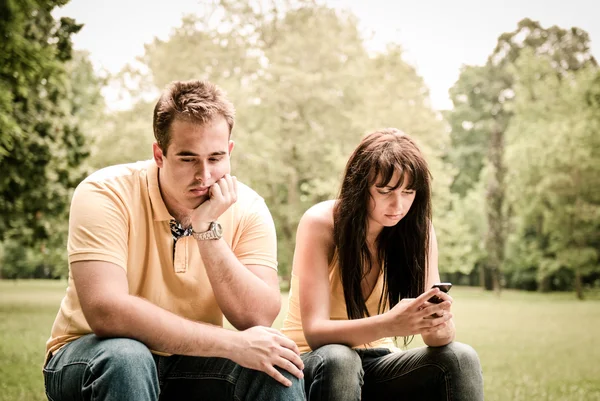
[421,224,456,347]
[191,175,280,330]
[73,260,237,355]
[296,207,386,348]
[195,239,281,330]
[73,260,302,386]
[297,203,450,350]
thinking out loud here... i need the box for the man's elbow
[231,298,280,330]
[83,301,127,338]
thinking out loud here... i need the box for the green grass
[0,280,66,401]
[1,281,600,401]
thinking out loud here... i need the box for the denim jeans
[43,334,305,401]
[301,342,483,401]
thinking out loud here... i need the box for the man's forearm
[195,238,281,329]
[92,293,239,358]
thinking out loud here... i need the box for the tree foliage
[446,18,599,295]
[504,50,600,298]
[0,0,86,241]
[0,1,103,277]
[3,3,598,297]
[92,0,452,281]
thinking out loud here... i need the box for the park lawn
[1,280,599,401]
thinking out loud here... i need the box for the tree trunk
[538,276,551,292]
[492,267,501,295]
[484,124,506,295]
[479,264,486,289]
[574,268,584,300]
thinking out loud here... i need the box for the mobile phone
[428,282,452,304]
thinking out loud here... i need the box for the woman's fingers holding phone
[437,291,453,302]
[412,287,440,310]
[422,311,453,333]
[421,300,452,319]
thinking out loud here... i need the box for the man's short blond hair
[153,80,236,154]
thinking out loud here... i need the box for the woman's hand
[383,288,453,337]
[419,290,454,334]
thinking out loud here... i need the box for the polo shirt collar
[147,161,173,221]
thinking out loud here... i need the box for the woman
[281,128,483,400]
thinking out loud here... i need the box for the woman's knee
[311,344,362,375]
[303,345,363,400]
[439,342,484,399]
[432,341,483,394]
[444,342,482,373]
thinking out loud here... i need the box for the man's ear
[153,142,164,168]
[228,140,235,155]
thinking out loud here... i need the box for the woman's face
[367,170,416,231]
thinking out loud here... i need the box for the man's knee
[236,366,305,400]
[90,337,156,375]
[273,369,306,399]
[44,335,158,401]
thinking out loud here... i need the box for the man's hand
[192,174,238,232]
[230,326,304,387]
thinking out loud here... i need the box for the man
[43,80,305,400]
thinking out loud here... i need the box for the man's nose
[195,163,211,182]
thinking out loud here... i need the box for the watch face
[212,222,223,238]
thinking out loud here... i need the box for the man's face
[153,116,234,215]
[367,170,416,231]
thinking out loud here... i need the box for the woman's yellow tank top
[281,251,397,353]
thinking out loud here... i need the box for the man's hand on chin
[192,174,238,232]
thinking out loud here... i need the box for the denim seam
[43,376,57,401]
[306,353,325,401]
[43,360,93,372]
[165,373,237,385]
[87,359,103,401]
[45,361,94,401]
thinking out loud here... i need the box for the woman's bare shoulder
[302,200,335,226]
[296,201,336,264]
[299,200,336,240]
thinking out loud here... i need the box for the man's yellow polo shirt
[46,160,278,357]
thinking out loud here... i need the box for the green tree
[0,0,104,278]
[0,0,87,243]
[504,50,600,298]
[94,0,455,284]
[446,18,596,292]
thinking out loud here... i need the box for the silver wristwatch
[192,222,223,240]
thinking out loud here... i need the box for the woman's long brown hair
[333,128,432,321]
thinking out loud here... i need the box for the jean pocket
[43,366,62,401]
[43,362,87,401]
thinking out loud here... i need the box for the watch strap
[192,222,222,240]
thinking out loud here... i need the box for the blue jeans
[301,342,483,401]
[43,334,305,401]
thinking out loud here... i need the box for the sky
[53,0,600,110]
